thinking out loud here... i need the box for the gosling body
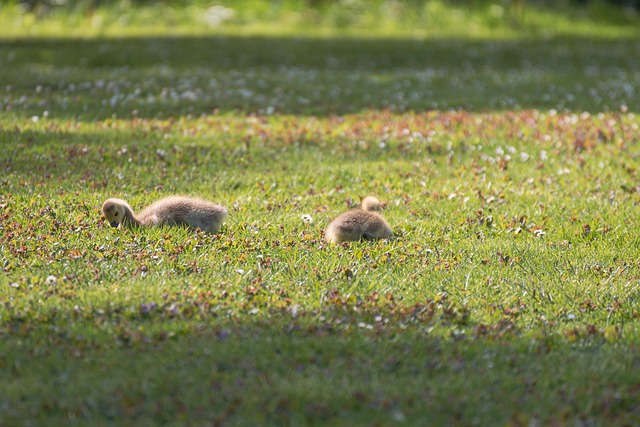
[325,196,393,243]
[102,196,228,233]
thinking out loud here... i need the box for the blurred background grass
[1,0,639,38]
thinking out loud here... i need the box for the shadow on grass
[1,34,639,118]
[1,309,639,425]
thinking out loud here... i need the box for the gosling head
[361,196,384,212]
[101,198,129,228]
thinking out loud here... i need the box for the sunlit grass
[3,108,640,424]
[0,0,639,39]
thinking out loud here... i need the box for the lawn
[1,1,640,425]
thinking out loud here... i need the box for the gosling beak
[109,221,119,228]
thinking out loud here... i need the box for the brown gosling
[101,196,228,233]
[325,196,394,243]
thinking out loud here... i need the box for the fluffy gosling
[325,196,393,243]
[101,195,228,233]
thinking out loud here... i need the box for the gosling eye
[115,212,118,217]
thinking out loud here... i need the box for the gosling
[101,196,228,233]
[325,196,394,243]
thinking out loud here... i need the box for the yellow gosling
[325,196,393,243]
[101,195,228,233]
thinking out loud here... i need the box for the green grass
[2,1,640,425]
[1,0,640,38]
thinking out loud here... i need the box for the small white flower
[181,90,198,101]
[290,305,300,318]
[393,411,406,422]
[203,5,236,27]
[301,214,313,224]
[46,275,58,285]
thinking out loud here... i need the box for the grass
[1,0,640,38]
[2,1,640,425]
